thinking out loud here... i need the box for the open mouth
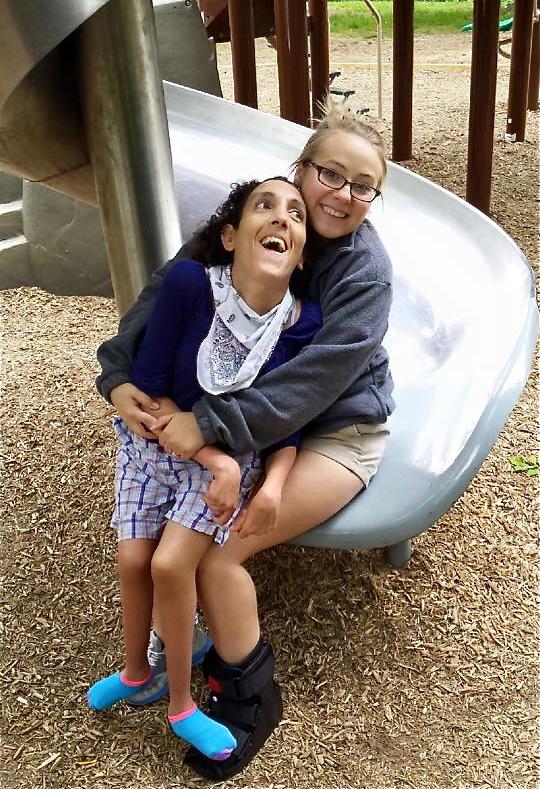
[260,235,288,253]
[321,204,347,219]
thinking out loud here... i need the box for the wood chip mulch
[1,33,538,789]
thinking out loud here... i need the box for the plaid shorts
[111,418,263,545]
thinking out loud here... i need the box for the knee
[196,552,238,602]
[150,549,178,588]
[118,545,152,583]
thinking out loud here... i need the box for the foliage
[508,454,540,477]
[328,1,475,36]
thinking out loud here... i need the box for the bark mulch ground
[1,33,538,789]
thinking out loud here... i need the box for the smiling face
[220,179,307,295]
[296,130,384,239]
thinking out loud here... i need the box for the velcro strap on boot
[209,696,260,728]
[205,648,275,701]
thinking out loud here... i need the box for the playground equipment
[463,0,538,143]
[462,17,514,32]
[0,1,537,566]
[198,0,328,125]
[162,84,538,566]
[362,0,383,119]
[505,0,538,140]
[200,0,384,120]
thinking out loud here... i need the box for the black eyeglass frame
[306,160,381,203]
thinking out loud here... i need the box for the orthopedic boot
[183,639,283,779]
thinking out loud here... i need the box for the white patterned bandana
[197,264,295,394]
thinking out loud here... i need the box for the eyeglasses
[307,161,381,203]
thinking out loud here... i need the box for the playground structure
[465,0,540,116]
[0,0,537,566]
[199,0,539,213]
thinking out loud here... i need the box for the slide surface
[164,82,537,549]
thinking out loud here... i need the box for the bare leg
[197,450,364,662]
[87,538,159,709]
[117,538,157,679]
[151,522,213,716]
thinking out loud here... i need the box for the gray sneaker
[128,623,212,706]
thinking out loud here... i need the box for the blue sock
[88,670,152,711]
[169,704,236,761]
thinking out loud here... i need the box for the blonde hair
[292,96,387,186]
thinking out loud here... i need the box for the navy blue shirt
[131,260,322,453]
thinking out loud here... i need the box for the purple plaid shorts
[111,418,263,545]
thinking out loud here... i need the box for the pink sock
[120,669,152,687]
[169,703,198,724]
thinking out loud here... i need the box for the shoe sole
[184,680,283,779]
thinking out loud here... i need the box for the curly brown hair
[190,176,310,297]
[191,176,297,266]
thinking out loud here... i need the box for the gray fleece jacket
[96,219,395,453]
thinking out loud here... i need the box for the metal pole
[79,0,181,315]
[527,1,539,111]
[308,0,329,121]
[229,0,258,109]
[466,0,500,214]
[392,0,414,160]
[363,0,383,118]
[274,0,311,127]
[506,0,535,141]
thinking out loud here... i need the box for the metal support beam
[466,0,500,214]
[506,0,535,141]
[274,0,311,127]
[392,0,414,161]
[229,0,258,109]
[79,0,180,315]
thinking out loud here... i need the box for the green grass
[328,1,476,37]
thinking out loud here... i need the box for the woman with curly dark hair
[95,100,393,780]
[87,177,321,764]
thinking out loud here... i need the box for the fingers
[229,510,246,533]
[232,511,278,539]
[211,508,235,526]
[153,413,175,431]
[139,412,158,431]
[131,387,160,410]
[204,491,236,525]
[127,419,157,439]
[136,426,158,440]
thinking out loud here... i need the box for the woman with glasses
[95,99,394,779]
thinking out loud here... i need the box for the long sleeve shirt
[129,259,322,452]
[96,219,394,453]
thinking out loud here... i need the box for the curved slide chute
[0,3,536,562]
[163,83,538,561]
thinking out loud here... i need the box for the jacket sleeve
[129,264,192,396]
[95,240,193,402]
[192,249,392,453]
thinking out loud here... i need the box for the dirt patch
[2,33,538,789]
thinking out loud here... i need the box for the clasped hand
[110,383,204,457]
[110,383,280,537]
[231,484,281,539]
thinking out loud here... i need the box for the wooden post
[274,0,311,126]
[308,0,329,121]
[228,0,258,109]
[527,1,539,110]
[466,0,500,214]
[392,0,414,161]
[506,0,535,141]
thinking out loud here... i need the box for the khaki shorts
[301,423,389,487]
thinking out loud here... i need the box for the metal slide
[163,83,538,564]
[0,1,537,564]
